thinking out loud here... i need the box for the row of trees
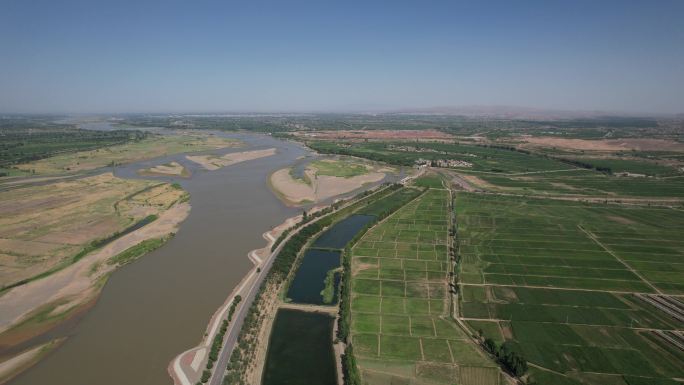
[198,295,242,384]
[0,127,146,168]
[482,338,528,377]
[553,156,613,174]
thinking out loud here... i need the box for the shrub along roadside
[198,295,242,384]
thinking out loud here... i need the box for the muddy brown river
[8,129,401,385]
[9,133,310,385]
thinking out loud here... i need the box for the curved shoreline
[268,166,388,207]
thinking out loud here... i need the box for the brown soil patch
[500,323,514,339]
[606,215,636,225]
[406,282,429,298]
[549,182,583,192]
[352,262,378,276]
[0,240,63,257]
[494,287,518,303]
[460,175,497,190]
[36,218,121,245]
[521,136,684,152]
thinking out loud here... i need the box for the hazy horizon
[1,0,683,114]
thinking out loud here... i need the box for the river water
[9,132,309,385]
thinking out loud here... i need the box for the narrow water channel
[312,214,376,249]
[286,214,376,305]
[266,212,383,382]
[286,249,340,304]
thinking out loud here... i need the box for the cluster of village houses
[414,158,473,168]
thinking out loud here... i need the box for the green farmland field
[455,193,684,384]
[471,171,684,198]
[350,189,502,385]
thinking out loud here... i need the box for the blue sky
[1,0,682,114]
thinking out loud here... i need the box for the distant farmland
[454,193,684,385]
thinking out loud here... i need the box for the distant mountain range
[378,105,680,120]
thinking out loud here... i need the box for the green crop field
[561,157,680,176]
[471,171,684,198]
[356,187,422,217]
[350,189,502,385]
[413,174,445,189]
[306,138,684,199]
[310,159,369,178]
[455,193,684,385]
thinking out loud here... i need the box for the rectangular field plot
[350,190,501,384]
[455,192,684,384]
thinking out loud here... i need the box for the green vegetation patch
[413,174,444,189]
[455,192,684,383]
[310,159,369,178]
[107,237,168,266]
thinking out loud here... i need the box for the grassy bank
[107,236,168,267]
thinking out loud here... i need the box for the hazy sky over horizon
[1,0,683,114]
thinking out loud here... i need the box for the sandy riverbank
[0,339,64,385]
[138,161,190,177]
[269,167,385,205]
[186,148,277,171]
